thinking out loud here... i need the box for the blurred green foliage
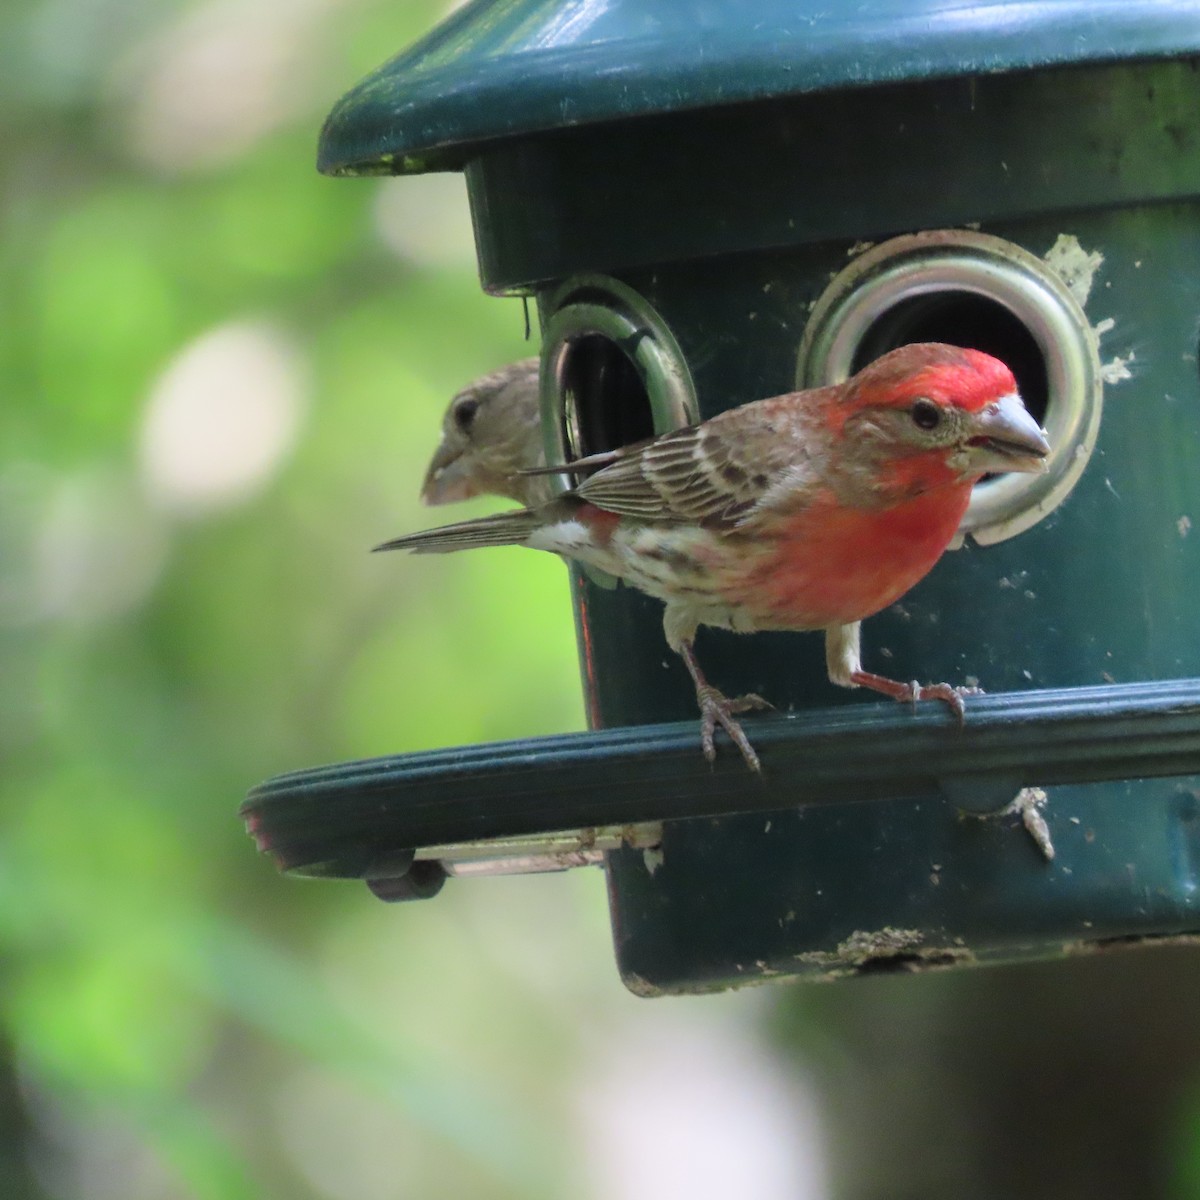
[0,1,613,1195]
[8,2,1200,1198]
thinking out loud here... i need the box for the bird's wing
[573,399,820,527]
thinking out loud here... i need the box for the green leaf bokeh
[9,3,1200,1198]
[0,1,620,1194]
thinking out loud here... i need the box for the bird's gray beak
[421,443,477,506]
[966,392,1050,475]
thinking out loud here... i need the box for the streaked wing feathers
[572,401,816,527]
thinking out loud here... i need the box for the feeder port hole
[539,275,698,482]
[798,230,1103,546]
[556,332,654,459]
[849,290,1050,431]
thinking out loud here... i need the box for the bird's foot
[986,786,1055,861]
[695,685,773,773]
[850,670,983,723]
[676,638,772,771]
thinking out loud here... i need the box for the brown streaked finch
[421,357,555,508]
[382,343,1049,772]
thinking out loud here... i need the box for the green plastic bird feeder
[243,0,1200,993]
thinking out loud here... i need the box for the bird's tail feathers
[373,508,543,554]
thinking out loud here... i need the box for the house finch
[381,343,1049,771]
[421,357,553,507]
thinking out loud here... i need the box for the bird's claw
[696,686,771,772]
[904,681,985,723]
[850,669,984,724]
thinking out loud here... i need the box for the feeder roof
[318,0,1200,176]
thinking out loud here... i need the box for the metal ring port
[539,275,697,482]
[797,231,1103,545]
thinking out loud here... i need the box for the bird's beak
[965,392,1050,475]
[421,443,478,506]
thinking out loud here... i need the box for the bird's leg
[676,639,772,772]
[824,622,983,722]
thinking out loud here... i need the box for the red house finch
[421,357,552,507]
[381,343,1049,771]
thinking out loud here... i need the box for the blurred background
[4,0,1200,1196]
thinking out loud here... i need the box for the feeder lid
[318,0,1200,176]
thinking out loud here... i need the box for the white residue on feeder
[1043,233,1104,306]
[642,846,665,876]
[1044,235,1135,386]
[1100,353,1134,384]
[1092,316,1135,382]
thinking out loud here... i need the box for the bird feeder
[243,0,1200,992]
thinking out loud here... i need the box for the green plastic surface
[243,678,1200,874]
[245,680,1200,985]
[467,60,1200,290]
[275,7,1200,989]
[317,0,1200,177]
[556,190,1200,987]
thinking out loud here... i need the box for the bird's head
[829,342,1050,503]
[421,358,541,505]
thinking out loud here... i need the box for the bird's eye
[453,398,479,433]
[910,398,942,431]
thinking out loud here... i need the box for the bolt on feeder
[243,0,1200,992]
